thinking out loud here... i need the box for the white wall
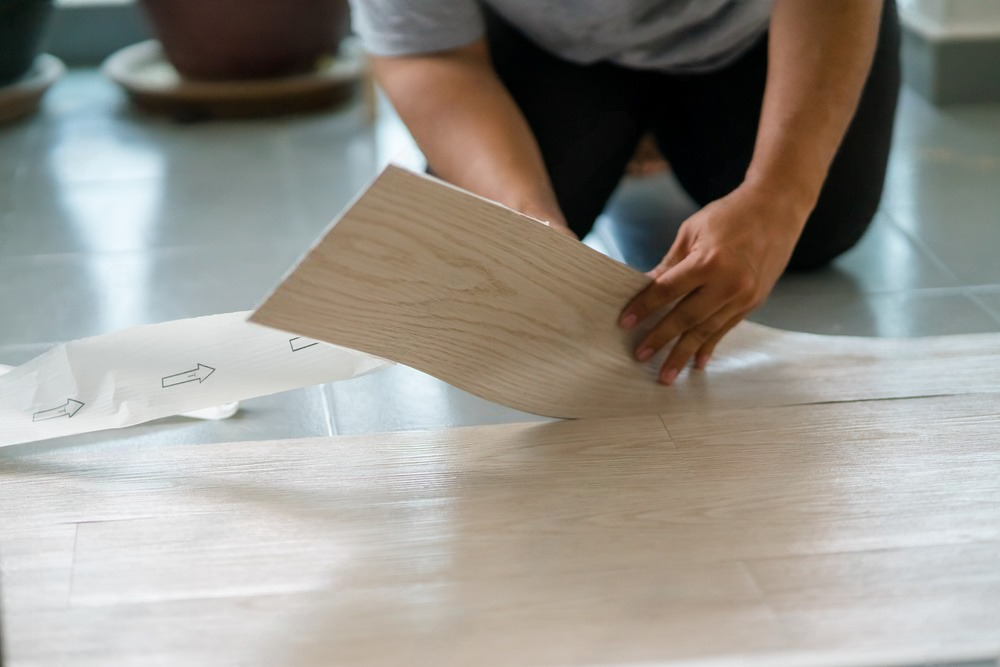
[899,0,1000,39]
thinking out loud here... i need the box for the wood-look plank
[251,166,1000,419]
[0,524,76,613]
[663,393,1000,477]
[0,416,679,530]
[5,593,783,667]
[746,541,1000,652]
[251,165,655,419]
[674,324,1000,413]
[2,400,1000,664]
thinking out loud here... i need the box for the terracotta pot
[138,0,350,81]
[0,0,54,86]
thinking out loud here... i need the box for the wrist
[737,172,817,231]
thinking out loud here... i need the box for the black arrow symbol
[32,399,85,422]
[289,337,319,352]
[161,363,215,388]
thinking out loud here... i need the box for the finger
[658,308,742,385]
[620,254,705,330]
[693,313,746,370]
[632,287,729,362]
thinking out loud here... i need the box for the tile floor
[1,70,999,449]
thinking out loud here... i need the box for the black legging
[484,2,900,271]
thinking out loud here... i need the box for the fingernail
[660,368,678,385]
[695,354,710,370]
[620,314,637,329]
[636,347,654,362]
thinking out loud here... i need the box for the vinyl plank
[0,524,76,613]
[746,542,1000,652]
[0,416,679,530]
[252,166,1000,420]
[664,393,1000,474]
[670,326,1000,414]
[4,401,1000,664]
[5,592,782,667]
[658,394,1000,555]
[251,165,657,419]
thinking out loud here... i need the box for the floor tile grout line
[878,205,969,286]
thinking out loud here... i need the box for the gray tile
[0,386,332,458]
[0,343,52,369]
[4,177,174,256]
[970,286,1000,325]
[880,92,1000,285]
[325,364,550,436]
[824,212,960,293]
[279,101,380,230]
[0,114,39,188]
[0,243,308,345]
[750,288,1000,337]
[890,88,1000,155]
[882,155,1000,285]
[4,128,296,256]
[767,213,960,303]
[3,73,377,257]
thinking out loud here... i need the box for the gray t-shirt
[349,0,773,73]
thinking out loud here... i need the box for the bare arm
[746,0,884,219]
[373,40,572,233]
[620,0,883,384]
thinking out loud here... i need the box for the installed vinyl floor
[2,396,999,666]
[1,71,1000,665]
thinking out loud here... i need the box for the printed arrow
[161,363,215,388]
[32,399,85,422]
[289,337,319,352]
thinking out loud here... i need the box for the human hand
[618,184,808,384]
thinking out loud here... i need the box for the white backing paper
[0,311,392,447]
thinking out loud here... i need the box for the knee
[786,187,882,272]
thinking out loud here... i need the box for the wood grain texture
[2,399,999,665]
[252,165,654,418]
[251,166,1000,418]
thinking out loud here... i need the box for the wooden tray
[102,38,365,121]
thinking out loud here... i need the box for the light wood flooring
[2,393,999,665]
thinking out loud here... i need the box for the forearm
[744,0,882,223]
[373,41,565,224]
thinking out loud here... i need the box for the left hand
[618,184,808,385]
